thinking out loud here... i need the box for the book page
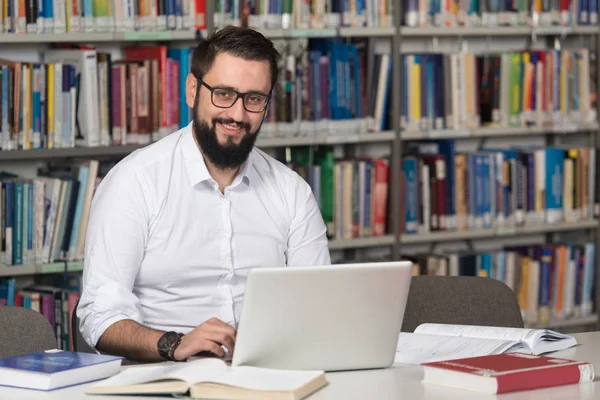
[394,332,523,365]
[414,324,577,354]
[202,366,324,391]
[414,323,540,347]
[90,358,227,389]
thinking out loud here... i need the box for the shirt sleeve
[77,163,151,349]
[285,175,331,267]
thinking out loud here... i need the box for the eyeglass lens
[212,88,268,112]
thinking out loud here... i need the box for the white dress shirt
[77,122,331,348]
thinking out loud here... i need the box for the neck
[204,159,240,193]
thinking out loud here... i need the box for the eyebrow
[212,84,269,97]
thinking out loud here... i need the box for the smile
[218,122,245,136]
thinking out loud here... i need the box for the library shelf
[525,314,598,330]
[401,122,600,140]
[338,27,396,37]
[0,31,199,43]
[0,236,399,277]
[0,261,84,278]
[0,131,395,161]
[400,25,599,37]
[0,144,147,161]
[259,130,395,147]
[328,235,396,250]
[199,27,395,39]
[401,220,600,244]
[0,32,117,43]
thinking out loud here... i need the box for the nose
[225,96,247,123]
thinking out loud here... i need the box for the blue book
[0,350,122,391]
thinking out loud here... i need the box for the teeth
[222,122,240,130]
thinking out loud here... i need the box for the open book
[86,357,327,400]
[395,323,578,365]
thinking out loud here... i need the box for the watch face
[159,332,178,350]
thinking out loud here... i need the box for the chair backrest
[71,298,96,354]
[0,306,58,358]
[401,275,524,332]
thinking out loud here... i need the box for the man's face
[185,52,272,169]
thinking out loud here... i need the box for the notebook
[86,357,327,400]
[395,323,578,364]
[0,349,123,391]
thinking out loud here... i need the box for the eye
[247,95,265,104]
[214,89,234,98]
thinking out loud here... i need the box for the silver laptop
[231,261,413,372]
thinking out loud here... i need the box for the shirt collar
[180,122,253,189]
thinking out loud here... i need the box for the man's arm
[77,164,153,359]
[96,320,165,362]
[285,176,331,266]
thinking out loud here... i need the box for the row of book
[402,141,598,233]
[212,0,598,29]
[0,46,194,150]
[0,39,381,151]
[214,0,394,29]
[0,273,81,350]
[0,160,100,266]
[400,49,597,132]
[403,0,599,27]
[408,242,596,326]
[287,148,390,241]
[3,43,596,152]
[287,142,599,239]
[265,39,380,130]
[0,0,207,33]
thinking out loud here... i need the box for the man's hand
[173,317,237,361]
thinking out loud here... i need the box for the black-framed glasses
[198,78,270,113]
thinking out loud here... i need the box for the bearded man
[77,26,330,363]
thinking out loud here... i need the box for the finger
[200,339,226,358]
[203,331,235,357]
[205,319,237,342]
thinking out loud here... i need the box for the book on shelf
[86,357,327,400]
[394,323,578,365]
[0,349,122,391]
[403,0,598,27]
[0,38,386,151]
[401,49,597,133]
[288,147,390,240]
[213,0,394,30]
[421,353,595,395]
[408,242,597,326]
[402,141,599,234]
[0,0,206,34]
[0,161,100,267]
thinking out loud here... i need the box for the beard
[192,108,262,170]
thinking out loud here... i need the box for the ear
[185,73,197,109]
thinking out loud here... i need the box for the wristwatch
[158,331,184,361]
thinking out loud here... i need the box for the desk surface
[2,331,599,400]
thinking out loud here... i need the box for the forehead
[203,52,271,93]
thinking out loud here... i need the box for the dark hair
[191,26,281,91]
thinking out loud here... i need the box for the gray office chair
[71,298,97,354]
[401,275,524,332]
[0,306,58,358]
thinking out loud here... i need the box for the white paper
[90,358,226,388]
[394,332,522,365]
[90,357,323,391]
[205,366,324,391]
[413,323,576,354]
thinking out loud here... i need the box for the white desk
[2,331,599,400]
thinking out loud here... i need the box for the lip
[217,122,244,136]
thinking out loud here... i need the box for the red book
[422,353,594,394]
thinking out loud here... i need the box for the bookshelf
[0,0,598,340]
